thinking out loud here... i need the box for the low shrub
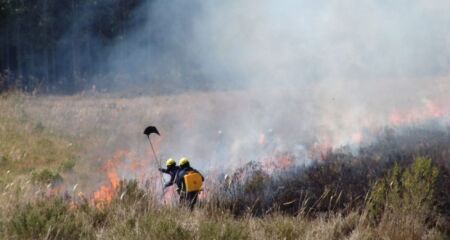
[8,198,93,240]
[60,157,77,172]
[0,154,9,167]
[366,157,439,224]
[31,169,62,185]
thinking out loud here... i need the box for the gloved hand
[158,168,163,172]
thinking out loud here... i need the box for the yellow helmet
[166,158,176,167]
[179,157,189,167]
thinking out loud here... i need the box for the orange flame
[389,100,446,126]
[262,153,295,173]
[91,150,129,207]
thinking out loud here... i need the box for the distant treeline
[0,0,144,93]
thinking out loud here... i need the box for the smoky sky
[103,0,450,90]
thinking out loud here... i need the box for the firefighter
[175,157,204,210]
[158,158,179,189]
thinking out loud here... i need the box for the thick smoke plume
[100,0,450,170]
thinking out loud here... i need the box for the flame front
[389,100,446,126]
[91,150,128,207]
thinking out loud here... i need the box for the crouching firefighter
[158,158,179,190]
[175,157,204,210]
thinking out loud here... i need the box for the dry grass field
[0,91,448,239]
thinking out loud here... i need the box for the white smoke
[102,0,450,169]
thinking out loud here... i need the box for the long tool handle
[147,136,165,188]
[148,136,161,167]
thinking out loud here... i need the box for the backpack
[183,171,203,192]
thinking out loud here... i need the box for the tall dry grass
[0,92,448,239]
[1,176,446,240]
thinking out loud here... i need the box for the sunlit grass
[0,93,77,177]
[0,92,448,239]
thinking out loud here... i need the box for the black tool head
[143,126,160,136]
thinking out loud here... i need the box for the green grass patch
[31,169,63,185]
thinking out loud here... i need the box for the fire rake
[143,126,161,167]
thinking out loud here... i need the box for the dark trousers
[179,191,199,210]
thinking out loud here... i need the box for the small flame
[424,100,445,118]
[107,169,120,189]
[388,100,446,126]
[91,150,129,207]
[262,153,295,173]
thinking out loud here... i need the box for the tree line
[0,0,144,93]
